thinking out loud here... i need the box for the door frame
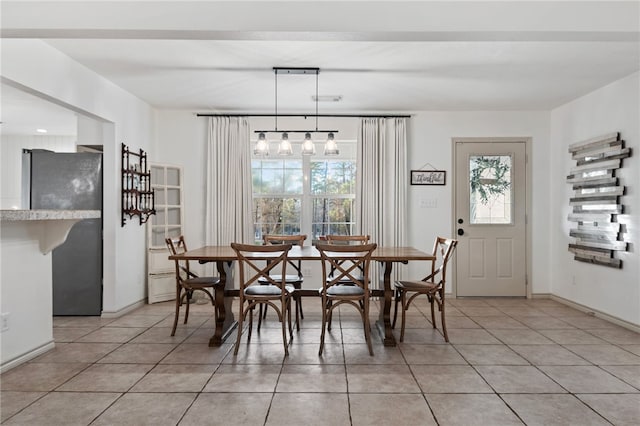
[451,137,532,299]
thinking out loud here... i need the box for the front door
[454,139,527,297]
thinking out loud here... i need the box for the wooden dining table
[169,245,434,347]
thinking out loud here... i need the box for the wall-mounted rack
[121,143,155,226]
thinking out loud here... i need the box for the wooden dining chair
[165,236,221,336]
[259,234,307,331]
[316,242,377,356]
[231,242,295,356]
[392,237,458,342]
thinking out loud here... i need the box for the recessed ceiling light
[36,128,48,133]
[312,95,343,102]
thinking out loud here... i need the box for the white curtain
[356,117,408,286]
[205,117,253,247]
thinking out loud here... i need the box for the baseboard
[551,294,640,333]
[101,299,146,319]
[531,293,551,299]
[1,341,56,373]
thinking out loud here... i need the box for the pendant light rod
[253,129,338,133]
[197,113,411,118]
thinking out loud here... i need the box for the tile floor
[2,297,639,425]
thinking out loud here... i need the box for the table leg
[209,260,237,346]
[375,260,397,346]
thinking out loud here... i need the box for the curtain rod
[196,113,411,118]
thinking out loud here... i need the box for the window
[469,155,512,224]
[252,140,356,243]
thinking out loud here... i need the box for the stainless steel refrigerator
[23,149,103,315]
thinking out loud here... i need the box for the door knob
[457,228,464,236]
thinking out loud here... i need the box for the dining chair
[231,242,295,356]
[259,234,307,331]
[316,242,377,356]
[165,236,221,336]
[392,237,458,342]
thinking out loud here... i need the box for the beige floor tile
[476,366,566,393]
[560,315,622,329]
[105,315,168,328]
[53,316,114,328]
[0,391,46,422]
[513,316,574,329]
[350,393,437,426]
[347,364,420,393]
[277,364,347,392]
[3,391,120,426]
[180,393,272,426]
[537,329,607,344]
[577,393,640,426]
[153,313,210,329]
[129,326,195,344]
[509,344,591,365]
[266,393,351,426]
[397,328,448,344]
[495,307,547,317]
[76,327,147,343]
[468,316,527,329]
[91,392,196,426]
[600,365,640,388]
[455,344,529,365]
[181,327,220,344]
[426,393,523,425]
[412,365,493,393]
[56,363,152,392]
[441,316,482,328]
[222,342,288,364]
[161,343,231,364]
[344,344,405,364]
[30,342,120,363]
[620,344,640,356]
[540,365,638,393]
[130,364,214,392]
[503,394,610,426]
[586,328,640,345]
[457,306,504,316]
[52,327,95,342]
[1,363,89,391]
[284,343,345,364]
[539,306,589,317]
[564,344,640,365]
[447,329,502,344]
[98,343,177,363]
[341,327,382,344]
[488,329,554,345]
[448,299,490,307]
[400,343,467,365]
[203,364,281,392]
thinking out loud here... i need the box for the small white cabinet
[147,163,183,303]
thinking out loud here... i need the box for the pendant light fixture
[254,67,339,157]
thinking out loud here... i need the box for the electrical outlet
[1,313,9,332]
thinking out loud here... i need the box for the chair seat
[184,276,220,286]
[395,280,437,291]
[321,285,365,296]
[246,284,295,296]
[258,274,303,284]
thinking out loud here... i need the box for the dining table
[169,245,435,347]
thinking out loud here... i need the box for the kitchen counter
[0,209,100,221]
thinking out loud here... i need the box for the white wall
[550,72,639,326]
[1,40,154,332]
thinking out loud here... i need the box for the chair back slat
[263,234,306,278]
[316,243,377,289]
[231,243,293,291]
[166,236,194,279]
[424,237,458,285]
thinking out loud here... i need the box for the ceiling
[1,1,639,134]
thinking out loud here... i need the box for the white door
[454,140,527,297]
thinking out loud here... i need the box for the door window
[469,155,513,224]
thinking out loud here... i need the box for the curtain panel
[205,117,253,248]
[356,117,408,286]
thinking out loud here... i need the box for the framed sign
[411,170,446,185]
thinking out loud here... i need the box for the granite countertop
[0,209,101,221]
